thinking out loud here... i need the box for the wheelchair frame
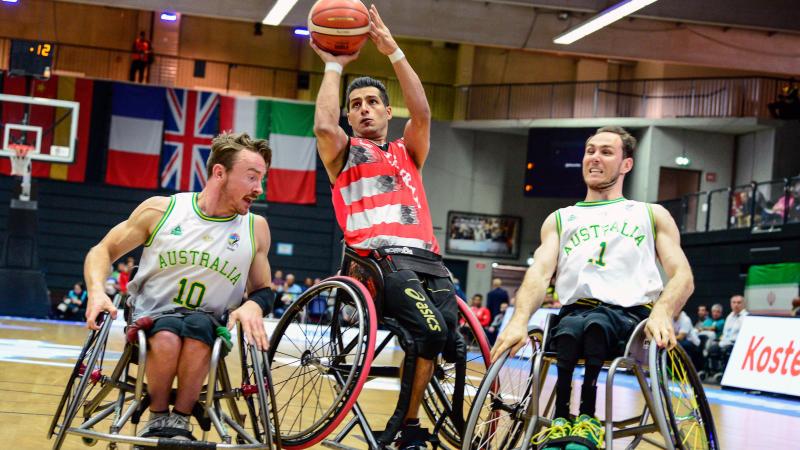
[266,247,492,450]
[48,294,282,450]
[463,313,719,450]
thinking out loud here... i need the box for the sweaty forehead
[586,132,623,149]
[348,87,383,103]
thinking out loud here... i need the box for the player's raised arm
[310,41,361,182]
[368,5,431,169]
[491,212,560,361]
[647,203,695,349]
[83,196,170,329]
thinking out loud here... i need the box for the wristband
[388,48,405,64]
[324,61,343,75]
[247,287,275,316]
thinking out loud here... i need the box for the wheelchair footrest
[153,437,215,449]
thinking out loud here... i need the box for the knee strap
[378,318,419,446]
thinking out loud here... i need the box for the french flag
[105,83,166,189]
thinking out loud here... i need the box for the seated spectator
[674,311,703,371]
[115,262,130,295]
[55,283,88,320]
[486,302,508,345]
[793,296,800,317]
[462,294,490,347]
[272,269,285,291]
[453,278,467,302]
[693,305,709,330]
[706,295,749,381]
[697,303,725,349]
[274,273,303,318]
[303,277,314,292]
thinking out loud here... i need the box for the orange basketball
[308,0,370,55]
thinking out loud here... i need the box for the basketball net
[9,143,33,201]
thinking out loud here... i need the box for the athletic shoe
[565,414,605,450]
[161,412,194,440]
[389,422,429,449]
[531,417,572,450]
[136,411,169,438]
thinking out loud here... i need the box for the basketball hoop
[9,143,33,177]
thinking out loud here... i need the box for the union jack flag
[160,89,220,191]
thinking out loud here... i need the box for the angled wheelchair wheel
[267,276,376,449]
[48,311,115,450]
[238,331,282,448]
[652,345,720,450]
[422,297,492,448]
[462,329,543,450]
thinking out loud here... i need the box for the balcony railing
[659,177,800,234]
[455,77,790,121]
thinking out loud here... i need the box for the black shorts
[549,299,651,357]
[382,269,459,360]
[147,313,217,348]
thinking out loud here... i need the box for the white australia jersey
[554,198,663,307]
[128,192,255,320]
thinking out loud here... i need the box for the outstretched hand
[368,4,399,56]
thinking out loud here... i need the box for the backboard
[0,93,78,164]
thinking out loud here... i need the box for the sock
[579,364,602,417]
[172,408,191,417]
[149,409,168,417]
[555,364,576,419]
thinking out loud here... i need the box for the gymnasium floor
[0,316,795,449]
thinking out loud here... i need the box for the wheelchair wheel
[652,345,719,450]
[48,311,114,450]
[422,297,492,448]
[462,329,543,450]
[238,331,282,447]
[267,276,376,449]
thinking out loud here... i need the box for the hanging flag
[104,83,165,189]
[267,100,317,204]
[744,263,800,315]
[160,89,220,192]
[0,74,93,182]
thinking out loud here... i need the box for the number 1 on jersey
[172,278,207,308]
[588,241,607,267]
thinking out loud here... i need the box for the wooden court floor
[0,316,795,449]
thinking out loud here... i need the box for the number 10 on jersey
[172,278,206,308]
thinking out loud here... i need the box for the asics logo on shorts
[404,288,441,332]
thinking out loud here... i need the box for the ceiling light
[293,27,310,36]
[2,0,20,3]
[554,0,658,45]
[160,11,178,22]
[675,155,691,166]
[262,0,299,26]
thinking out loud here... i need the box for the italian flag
[744,263,800,315]
[220,97,316,204]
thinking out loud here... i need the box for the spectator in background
[486,302,508,344]
[55,283,87,320]
[792,296,800,317]
[303,277,314,292]
[706,295,749,381]
[697,303,725,345]
[126,256,136,273]
[129,31,153,83]
[453,278,467,302]
[274,274,303,318]
[468,294,491,328]
[486,278,509,319]
[674,311,703,370]
[694,305,709,330]
[272,270,285,291]
[116,262,130,295]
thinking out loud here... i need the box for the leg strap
[378,317,419,446]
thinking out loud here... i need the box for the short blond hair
[207,132,271,178]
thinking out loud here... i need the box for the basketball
[308,0,370,55]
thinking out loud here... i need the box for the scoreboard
[10,39,55,78]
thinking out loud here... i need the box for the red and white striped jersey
[332,137,439,254]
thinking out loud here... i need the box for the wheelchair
[48,293,282,450]
[463,313,719,450]
[266,247,492,449]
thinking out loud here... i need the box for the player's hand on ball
[368,5,398,55]
[309,40,360,66]
[230,301,270,351]
[646,305,677,350]
[85,290,117,330]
